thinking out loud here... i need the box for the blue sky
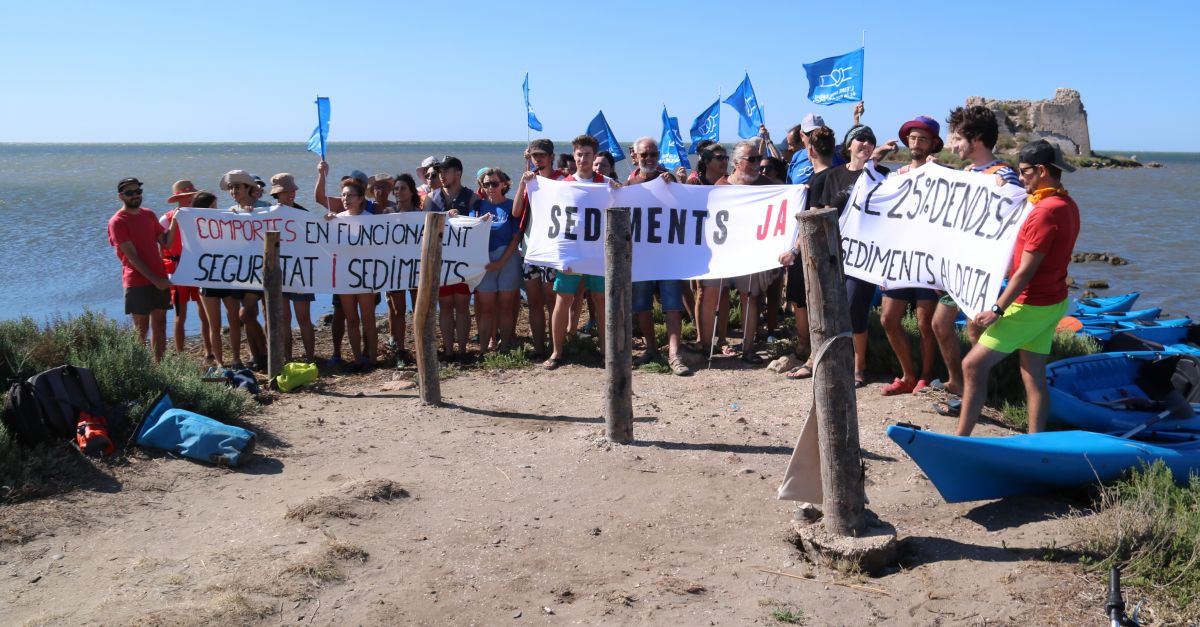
[1,0,1194,151]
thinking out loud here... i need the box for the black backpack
[2,365,109,447]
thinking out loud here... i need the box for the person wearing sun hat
[158,179,213,360]
[896,115,944,174]
[955,139,1079,437]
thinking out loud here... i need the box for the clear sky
[2,0,1195,152]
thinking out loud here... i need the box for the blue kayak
[1079,318,1194,343]
[887,424,1200,503]
[1073,291,1139,315]
[1073,307,1162,323]
[1046,351,1200,433]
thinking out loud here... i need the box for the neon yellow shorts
[978,300,1068,355]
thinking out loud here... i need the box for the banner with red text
[524,176,805,281]
[838,163,1029,318]
[171,206,491,293]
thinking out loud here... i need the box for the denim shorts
[633,280,684,313]
[476,247,523,293]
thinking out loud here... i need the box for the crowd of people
[107,102,1079,437]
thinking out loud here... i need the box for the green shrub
[1074,462,1200,622]
[478,347,532,371]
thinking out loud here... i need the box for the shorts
[476,246,523,293]
[439,283,470,298]
[633,280,684,313]
[554,272,604,294]
[735,269,779,296]
[285,292,316,302]
[882,287,938,302]
[201,287,245,300]
[979,299,1068,355]
[522,263,558,284]
[938,294,958,308]
[845,276,877,334]
[333,292,382,307]
[785,261,806,307]
[125,285,170,315]
[170,284,200,309]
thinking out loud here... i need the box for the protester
[194,191,244,369]
[685,139,718,184]
[593,151,618,179]
[160,180,212,361]
[315,162,373,213]
[512,138,566,357]
[368,173,397,213]
[416,156,440,200]
[384,173,423,366]
[543,135,609,369]
[955,140,1079,436]
[326,179,379,370]
[625,137,690,375]
[776,126,838,379]
[270,173,316,363]
[221,170,269,370]
[813,126,894,387]
[425,156,478,359]
[759,156,787,184]
[718,140,776,365]
[878,117,944,396]
[107,177,175,363]
[929,106,1023,398]
[692,144,732,356]
[557,153,576,176]
[249,175,270,207]
[470,168,522,354]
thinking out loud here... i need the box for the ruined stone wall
[965,88,1091,156]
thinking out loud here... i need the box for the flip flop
[542,357,562,370]
[928,378,948,392]
[932,400,962,417]
[786,365,813,379]
[881,378,917,396]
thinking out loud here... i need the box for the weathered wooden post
[793,207,896,571]
[604,207,633,443]
[413,212,445,405]
[263,231,286,380]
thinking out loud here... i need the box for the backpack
[1,365,110,448]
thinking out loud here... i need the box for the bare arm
[118,240,169,290]
[314,160,344,212]
[510,171,534,218]
[973,249,1046,327]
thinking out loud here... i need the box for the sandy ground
[0,335,1119,626]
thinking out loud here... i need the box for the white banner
[839,164,1029,318]
[524,176,805,281]
[172,206,491,293]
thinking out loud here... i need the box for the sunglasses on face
[482,181,501,189]
[738,154,762,162]
[637,151,659,158]
[425,171,440,179]
[121,188,143,196]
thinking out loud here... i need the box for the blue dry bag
[136,394,256,466]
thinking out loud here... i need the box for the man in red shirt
[956,140,1080,436]
[107,177,178,362]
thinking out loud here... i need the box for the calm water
[0,143,1196,333]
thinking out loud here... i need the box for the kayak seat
[1078,385,1149,405]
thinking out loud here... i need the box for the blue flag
[522,73,543,132]
[803,48,864,106]
[658,106,690,171]
[586,111,626,162]
[723,73,765,139]
[688,99,720,154]
[306,96,330,160]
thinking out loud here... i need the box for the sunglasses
[425,171,440,179]
[738,154,762,162]
[121,188,143,196]
[637,151,659,158]
[482,181,501,189]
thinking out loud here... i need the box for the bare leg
[548,292,574,362]
[1019,350,1051,433]
[680,283,696,327]
[172,297,187,354]
[932,302,965,396]
[915,299,937,382]
[149,308,167,363]
[197,296,212,360]
[740,292,759,354]
[637,311,658,357]
[131,313,150,347]
[438,295,455,355]
[524,276,547,354]
[225,297,242,366]
[881,296,917,384]
[791,304,810,359]
[853,331,868,377]
[476,291,498,353]
[294,300,315,361]
[957,344,1009,436]
[357,293,378,363]
[498,290,518,351]
[697,284,717,352]
[666,310,683,359]
[387,291,404,347]
[568,282,585,335]
[282,298,294,361]
[331,304,345,361]
[340,294,363,361]
[202,296,225,366]
[241,294,267,362]
[589,291,605,351]
[453,293,471,353]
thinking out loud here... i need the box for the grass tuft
[769,605,805,624]
[479,347,532,371]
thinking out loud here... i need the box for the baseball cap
[167,179,198,203]
[219,170,255,191]
[800,113,825,133]
[898,116,944,153]
[1019,139,1076,173]
[117,177,143,192]
[527,138,554,155]
[440,156,463,172]
[269,173,298,195]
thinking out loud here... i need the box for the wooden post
[263,231,286,380]
[604,207,633,443]
[798,207,866,536]
[414,212,445,405]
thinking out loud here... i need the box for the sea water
[0,143,1195,334]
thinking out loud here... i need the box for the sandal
[932,400,962,417]
[881,378,917,396]
[721,344,739,357]
[912,379,930,395]
[542,357,562,370]
[786,364,813,379]
[854,371,867,388]
[668,355,693,376]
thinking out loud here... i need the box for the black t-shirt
[805,168,833,211]
[814,163,890,216]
